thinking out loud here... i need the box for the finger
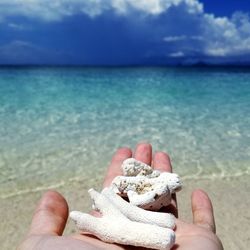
[153,152,178,217]
[134,143,152,165]
[103,147,132,187]
[152,151,172,172]
[28,191,68,236]
[192,189,216,233]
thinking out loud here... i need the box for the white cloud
[202,12,250,57]
[8,23,31,30]
[0,0,82,21]
[0,0,203,20]
[163,35,204,42]
[110,0,165,15]
[164,36,187,42]
[109,0,202,15]
[169,51,185,57]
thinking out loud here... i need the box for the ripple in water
[0,67,249,197]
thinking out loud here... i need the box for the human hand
[18,143,223,250]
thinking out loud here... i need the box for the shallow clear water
[0,67,250,198]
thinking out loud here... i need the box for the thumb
[191,189,216,233]
[28,190,68,236]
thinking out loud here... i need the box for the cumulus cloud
[0,0,250,62]
[0,0,203,20]
[203,12,250,57]
[109,0,203,15]
[160,6,250,59]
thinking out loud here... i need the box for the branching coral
[70,189,175,250]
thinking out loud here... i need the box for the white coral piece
[111,158,182,210]
[70,188,175,250]
[122,158,158,176]
[101,187,175,229]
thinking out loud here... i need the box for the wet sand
[1,175,249,250]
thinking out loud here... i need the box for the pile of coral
[70,158,182,250]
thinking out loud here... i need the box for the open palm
[18,143,223,250]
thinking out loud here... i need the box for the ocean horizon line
[1,63,250,69]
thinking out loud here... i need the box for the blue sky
[0,0,250,65]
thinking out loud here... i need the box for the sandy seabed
[1,175,249,250]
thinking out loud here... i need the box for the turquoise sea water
[0,67,249,198]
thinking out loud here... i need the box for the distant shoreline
[1,64,250,72]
